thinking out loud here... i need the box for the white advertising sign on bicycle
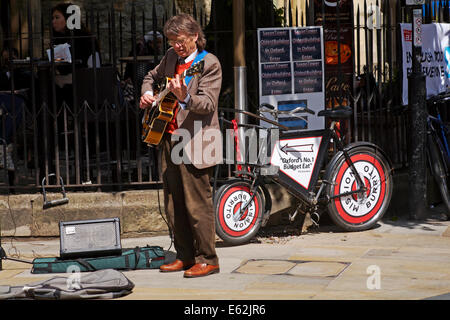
[400,23,450,105]
[257,27,326,131]
[270,135,322,190]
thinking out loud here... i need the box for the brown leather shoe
[160,259,194,272]
[184,263,220,278]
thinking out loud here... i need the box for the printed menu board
[260,62,292,96]
[291,28,322,61]
[294,61,323,94]
[259,29,291,63]
[258,27,325,131]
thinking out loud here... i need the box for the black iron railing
[0,0,449,193]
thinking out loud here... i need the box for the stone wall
[0,190,169,237]
[0,183,300,237]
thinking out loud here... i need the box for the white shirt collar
[183,50,198,63]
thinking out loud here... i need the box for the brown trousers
[161,134,219,266]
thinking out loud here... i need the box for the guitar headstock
[185,60,205,77]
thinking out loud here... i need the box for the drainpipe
[233,0,247,126]
[233,0,247,166]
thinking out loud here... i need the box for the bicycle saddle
[317,105,353,119]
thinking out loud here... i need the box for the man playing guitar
[139,14,222,278]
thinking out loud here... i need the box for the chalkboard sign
[258,27,325,131]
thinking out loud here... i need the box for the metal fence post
[406,1,427,220]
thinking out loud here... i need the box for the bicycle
[214,104,394,245]
[426,91,450,215]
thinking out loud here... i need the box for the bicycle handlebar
[218,103,317,131]
[218,107,290,130]
[427,91,450,104]
[259,103,316,115]
[394,91,450,115]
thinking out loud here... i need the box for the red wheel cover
[218,185,260,237]
[333,154,387,224]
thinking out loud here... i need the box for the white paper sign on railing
[400,23,450,105]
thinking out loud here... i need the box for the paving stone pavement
[1,217,450,302]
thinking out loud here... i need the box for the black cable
[156,185,173,252]
[0,170,21,270]
[0,228,3,270]
[6,191,19,258]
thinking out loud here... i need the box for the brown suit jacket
[141,48,223,169]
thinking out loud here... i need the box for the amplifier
[59,218,122,259]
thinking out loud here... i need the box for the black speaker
[59,218,122,259]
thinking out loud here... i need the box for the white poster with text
[400,23,450,105]
[258,27,325,131]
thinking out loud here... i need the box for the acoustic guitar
[141,60,204,146]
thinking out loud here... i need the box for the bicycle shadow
[382,202,449,230]
[214,204,449,247]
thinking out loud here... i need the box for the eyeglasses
[167,37,189,47]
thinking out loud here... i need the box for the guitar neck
[158,71,189,99]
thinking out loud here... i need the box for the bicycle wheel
[325,145,393,231]
[214,180,264,245]
[427,134,450,216]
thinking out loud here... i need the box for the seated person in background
[51,2,101,92]
[0,94,24,172]
[144,30,163,57]
[0,47,27,172]
[34,2,102,183]
[0,48,30,91]
[122,31,163,104]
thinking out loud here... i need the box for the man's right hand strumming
[139,93,156,109]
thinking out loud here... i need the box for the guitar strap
[166,50,209,135]
[184,50,208,87]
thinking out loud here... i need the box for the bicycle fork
[232,171,261,222]
[329,121,367,200]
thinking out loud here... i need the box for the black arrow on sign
[280,143,314,156]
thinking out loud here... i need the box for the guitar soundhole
[151,118,168,134]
